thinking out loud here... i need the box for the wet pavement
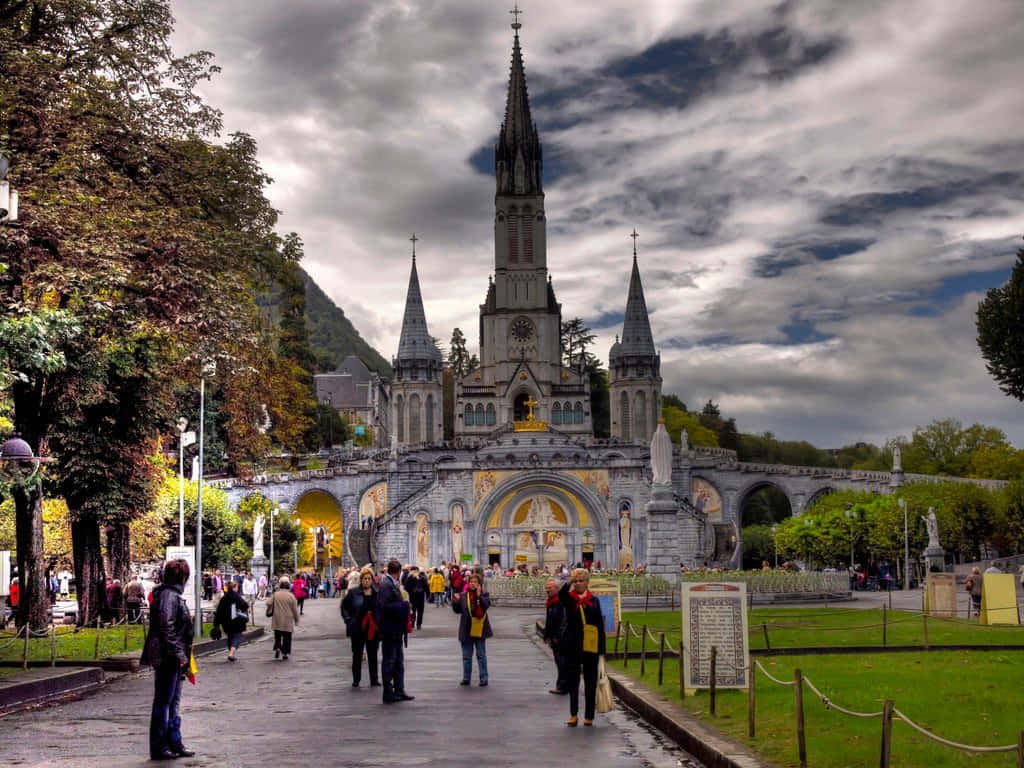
[1,597,702,767]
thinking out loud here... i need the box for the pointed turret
[609,232,662,444]
[495,19,542,196]
[396,254,441,364]
[616,254,657,358]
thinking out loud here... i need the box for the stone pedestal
[645,484,680,585]
[249,555,269,583]
[923,546,946,573]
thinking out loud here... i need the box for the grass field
[0,623,215,664]
[610,609,1024,767]
[617,608,1024,650]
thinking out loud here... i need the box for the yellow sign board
[514,554,528,563]
[980,573,1019,625]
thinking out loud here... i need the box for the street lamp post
[898,498,911,590]
[771,524,778,568]
[176,418,195,547]
[195,359,216,638]
[844,503,855,569]
[803,518,814,570]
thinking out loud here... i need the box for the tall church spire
[496,6,542,196]
[617,249,656,358]
[396,239,441,363]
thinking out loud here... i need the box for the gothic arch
[805,486,836,510]
[396,395,405,443]
[735,479,795,527]
[620,391,631,441]
[634,390,647,441]
[409,394,422,443]
[425,394,435,443]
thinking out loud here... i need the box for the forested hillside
[301,269,393,378]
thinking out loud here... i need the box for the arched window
[508,206,519,264]
[552,402,562,425]
[464,404,473,427]
[396,395,405,443]
[475,403,484,427]
[486,403,496,426]
[563,401,572,417]
[522,205,533,263]
[621,391,631,441]
[635,390,647,441]
[574,402,584,424]
[425,395,435,443]
[409,394,421,443]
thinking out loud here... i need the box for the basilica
[232,18,911,580]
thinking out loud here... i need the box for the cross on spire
[409,232,418,259]
[630,228,639,258]
[510,3,522,31]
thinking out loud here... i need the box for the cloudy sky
[170,0,1024,448]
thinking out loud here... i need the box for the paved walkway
[1,597,699,767]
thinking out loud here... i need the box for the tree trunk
[106,521,131,615]
[13,484,49,632]
[71,516,107,627]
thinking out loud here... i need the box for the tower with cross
[452,6,593,438]
[609,228,662,443]
[392,231,444,448]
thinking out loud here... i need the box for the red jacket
[292,578,308,599]
[10,582,19,607]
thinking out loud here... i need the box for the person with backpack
[428,568,445,607]
[212,581,249,662]
[405,566,428,629]
[292,573,308,615]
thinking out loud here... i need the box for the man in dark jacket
[375,559,413,703]
[141,559,195,759]
[543,579,568,695]
[405,567,428,629]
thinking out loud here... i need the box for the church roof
[396,255,442,363]
[613,255,657,360]
[495,23,543,196]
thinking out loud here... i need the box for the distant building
[315,356,389,449]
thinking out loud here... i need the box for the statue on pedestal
[922,507,940,550]
[651,421,672,486]
[892,445,902,473]
[253,512,265,556]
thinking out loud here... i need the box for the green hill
[302,268,393,378]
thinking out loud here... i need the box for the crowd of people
[141,556,610,759]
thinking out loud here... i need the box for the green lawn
[617,608,1024,651]
[610,650,1024,767]
[0,623,215,664]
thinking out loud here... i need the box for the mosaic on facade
[358,481,388,525]
[692,478,722,520]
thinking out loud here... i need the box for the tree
[977,245,1024,401]
[561,318,596,369]
[662,393,687,411]
[662,405,718,447]
[448,328,475,378]
[154,476,242,569]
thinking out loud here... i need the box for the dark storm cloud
[170,0,1024,448]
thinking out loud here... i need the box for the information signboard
[681,582,749,690]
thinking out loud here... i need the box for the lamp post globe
[0,434,45,482]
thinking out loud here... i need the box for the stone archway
[293,489,344,574]
[473,471,610,569]
[736,480,794,570]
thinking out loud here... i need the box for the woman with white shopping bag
[558,568,606,726]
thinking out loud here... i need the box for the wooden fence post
[1015,729,1024,768]
[882,605,887,648]
[22,624,29,670]
[922,613,929,650]
[94,616,101,660]
[762,622,771,650]
[709,645,718,716]
[879,699,894,768]
[645,590,650,612]
[679,637,686,699]
[658,632,666,685]
[640,625,647,676]
[50,624,57,667]
[794,668,807,768]
[748,661,756,738]
[623,622,631,668]
[614,626,620,656]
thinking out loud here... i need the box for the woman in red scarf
[558,568,605,726]
[340,568,380,687]
[452,573,491,686]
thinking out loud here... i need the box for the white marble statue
[651,421,672,485]
[619,505,632,550]
[892,445,902,473]
[390,433,399,460]
[680,428,688,449]
[253,512,265,556]
[921,507,940,550]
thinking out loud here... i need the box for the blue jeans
[461,638,488,683]
[149,662,184,756]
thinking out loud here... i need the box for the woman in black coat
[141,559,195,760]
[213,580,249,661]
[558,568,606,727]
[340,568,380,687]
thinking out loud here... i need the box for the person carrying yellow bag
[452,572,491,686]
[558,568,606,727]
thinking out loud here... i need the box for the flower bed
[680,570,847,594]
[486,572,673,599]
